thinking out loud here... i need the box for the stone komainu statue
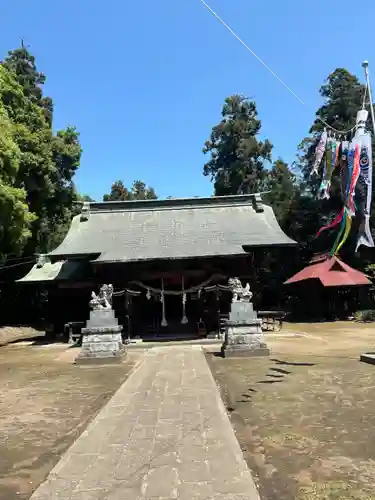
[227,278,253,303]
[89,284,114,310]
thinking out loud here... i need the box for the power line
[198,0,304,104]
[198,0,361,136]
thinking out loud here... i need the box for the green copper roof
[17,260,83,283]
[47,194,296,263]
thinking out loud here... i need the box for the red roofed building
[284,255,372,320]
[285,255,371,287]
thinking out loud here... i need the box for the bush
[354,310,375,322]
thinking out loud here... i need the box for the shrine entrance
[117,272,232,340]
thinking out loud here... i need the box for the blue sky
[2,0,375,201]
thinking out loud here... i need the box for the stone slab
[78,347,125,357]
[81,333,123,343]
[81,340,123,352]
[127,338,222,349]
[31,346,261,500]
[226,319,263,326]
[226,326,263,340]
[86,308,118,328]
[229,301,257,322]
[81,325,122,334]
[75,354,125,365]
[222,346,270,358]
[360,352,375,365]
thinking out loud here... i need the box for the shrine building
[18,194,296,340]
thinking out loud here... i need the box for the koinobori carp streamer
[312,109,374,254]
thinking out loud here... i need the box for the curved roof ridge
[86,193,267,213]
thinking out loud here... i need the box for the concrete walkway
[30,346,260,500]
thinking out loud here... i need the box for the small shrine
[285,255,371,288]
[284,255,371,320]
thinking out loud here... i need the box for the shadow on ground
[205,322,375,500]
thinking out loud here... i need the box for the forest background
[0,45,373,323]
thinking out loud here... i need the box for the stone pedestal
[75,308,125,365]
[221,301,269,358]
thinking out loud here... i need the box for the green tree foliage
[103,180,131,201]
[263,160,321,251]
[203,95,273,195]
[0,71,36,258]
[3,42,53,125]
[263,159,298,229]
[103,180,157,201]
[41,127,83,251]
[131,180,157,200]
[203,95,299,233]
[0,45,83,259]
[78,194,94,202]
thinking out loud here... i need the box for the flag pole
[362,61,375,133]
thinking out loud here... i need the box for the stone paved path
[30,346,260,500]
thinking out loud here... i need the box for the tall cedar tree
[103,180,157,201]
[203,97,299,307]
[1,45,84,255]
[3,43,53,126]
[0,66,36,259]
[203,95,272,195]
[203,95,298,231]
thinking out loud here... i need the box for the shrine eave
[17,260,84,283]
